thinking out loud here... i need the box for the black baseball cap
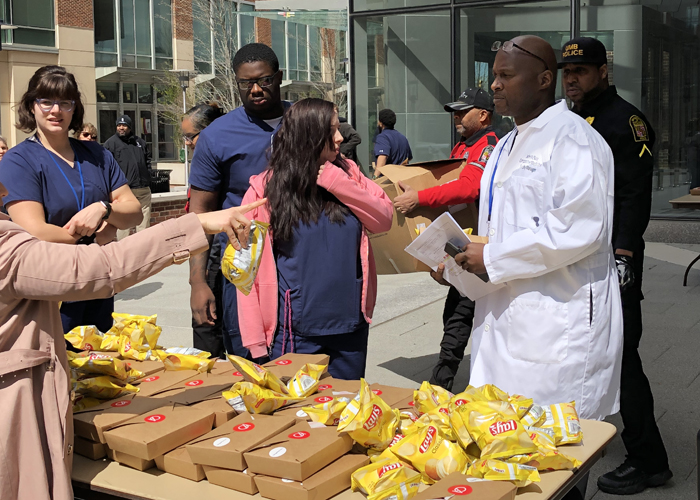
[558,37,608,68]
[444,88,494,113]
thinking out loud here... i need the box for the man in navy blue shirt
[373,108,412,177]
[188,43,290,359]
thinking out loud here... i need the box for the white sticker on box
[269,447,287,457]
[281,478,295,483]
[296,410,308,418]
[213,437,230,448]
[308,421,325,429]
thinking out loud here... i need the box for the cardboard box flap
[132,370,198,397]
[302,453,370,490]
[380,159,466,188]
[187,413,297,452]
[412,472,517,500]
[245,421,352,459]
[72,394,166,442]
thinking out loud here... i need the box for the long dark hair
[265,98,350,242]
[184,101,225,132]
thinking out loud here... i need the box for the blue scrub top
[373,128,413,165]
[189,103,291,210]
[0,136,128,227]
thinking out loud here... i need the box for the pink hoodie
[237,160,393,358]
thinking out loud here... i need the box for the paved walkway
[115,242,700,500]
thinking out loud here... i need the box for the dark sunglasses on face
[35,98,76,113]
[491,41,549,71]
[235,71,280,92]
[80,132,97,140]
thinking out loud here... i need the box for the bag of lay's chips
[351,457,422,500]
[154,350,216,373]
[469,459,540,487]
[287,363,327,398]
[99,334,120,351]
[541,401,583,444]
[508,394,534,419]
[68,353,144,382]
[72,395,102,412]
[398,409,421,435]
[74,376,139,400]
[368,434,405,463]
[227,355,289,394]
[413,381,453,414]
[303,396,351,426]
[521,403,546,427]
[118,335,152,361]
[505,426,581,471]
[411,404,456,442]
[163,346,211,358]
[337,379,400,451]
[462,400,538,460]
[64,325,103,351]
[475,384,510,402]
[223,381,302,414]
[109,313,162,350]
[221,221,269,296]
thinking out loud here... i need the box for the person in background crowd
[373,108,412,177]
[338,116,362,166]
[560,36,672,495]
[189,43,291,360]
[0,173,263,500]
[78,122,97,142]
[104,114,152,240]
[0,136,8,160]
[394,87,498,392]
[0,65,142,334]
[181,101,226,357]
[237,98,393,378]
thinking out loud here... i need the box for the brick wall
[256,18,271,46]
[56,0,93,28]
[150,198,187,226]
[173,0,193,41]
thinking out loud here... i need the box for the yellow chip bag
[118,335,151,361]
[469,459,540,487]
[154,350,216,373]
[162,347,211,358]
[475,384,510,402]
[413,381,453,414]
[351,458,422,500]
[412,404,456,442]
[462,400,538,460]
[505,426,580,471]
[224,381,302,414]
[287,363,327,398]
[368,434,405,463]
[337,379,400,451]
[302,396,351,426]
[227,355,288,394]
[68,353,143,382]
[221,221,269,296]
[72,396,102,412]
[110,313,162,349]
[100,334,120,351]
[521,403,546,427]
[74,376,139,400]
[64,325,103,351]
[508,394,534,419]
[541,401,582,444]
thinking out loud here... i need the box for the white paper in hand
[404,212,504,300]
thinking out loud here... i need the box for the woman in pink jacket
[237,98,393,379]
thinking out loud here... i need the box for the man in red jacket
[394,87,498,391]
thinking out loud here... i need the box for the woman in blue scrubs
[0,66,142,333]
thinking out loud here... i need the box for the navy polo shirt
[0,136,127,227]
[189,103,291,210]
[373,128,413,165]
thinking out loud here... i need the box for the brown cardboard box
[185,413,296,470]
[113,450,156,471]
[413,472,517,500]
[369,383,415,407]
[73,393,166,443]
[154,371,240,404]
[104,406,215,461]
[273,392,352,424]
[154,446,206,481]
[317,378,361,395]
[131,369,198,397]
[202,466,259,494]
[209,358,237,375]
[244,422,354,481]
[73,435,106,460]
[263,353,331,382]
[191,397,236,427]
[371,160,479,274]
[124,359,165,377]
[254,454,370,500]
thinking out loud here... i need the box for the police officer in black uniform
[560,37,673,495]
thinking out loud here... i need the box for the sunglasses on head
[492,40,549,71]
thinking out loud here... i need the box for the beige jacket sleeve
[3,213,208,302]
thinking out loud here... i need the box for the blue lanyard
[487,128,517,221]
[46,145,85,212]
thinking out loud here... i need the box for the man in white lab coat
[455,36,623,422]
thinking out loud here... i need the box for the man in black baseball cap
[560,37,672,496]
[444,87,495,113]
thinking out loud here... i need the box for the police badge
[629,115,649,142]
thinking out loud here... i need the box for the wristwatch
[100,200,112,220]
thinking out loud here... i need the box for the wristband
[100,200,112,220]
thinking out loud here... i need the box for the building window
[154,0,173,69]
[0,0,55,47]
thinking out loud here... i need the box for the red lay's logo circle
[289,431,310,439]
[315,396,333,403]
[448,485,473,495]
[144,414,165,423]
[84,343,94,351]
[275,359,292,365]
[233,371,243,377]
[186,380,204,387]
[372,389,383,395]
[234,423,255,432]
[318,384,332,391]
[142,376,159,382]
[111,400,131,407]
[124,340,131,351]
[454,399,468,407]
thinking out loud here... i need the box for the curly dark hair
[233,43,279,74]
[16,66,84,134]
[264,98,350,243]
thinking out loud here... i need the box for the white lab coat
[470,101,623,420]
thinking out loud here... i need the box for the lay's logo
[439,407,449,415]
[489,420,517,436]
[378,462,401,478]
[363,404,383,431]
[420,426,437,453]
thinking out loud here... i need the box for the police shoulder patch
[629,115,649,142]
[479,145,495,163]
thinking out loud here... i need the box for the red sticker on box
[448,485,473,495]
[233,371,243,377]
[142,376,159,382]
[288,431,310,439]
[275,359,292,365]
[111,400,131,408]
[144,414,165,423]
[372,390,383,395]
[186,380,204,387]
[315,396,333,403]
[234,423,255,432]
[318,384,332,391]
[408,401,415,406]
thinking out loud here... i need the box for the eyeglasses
[491,41,549,71]
[80,131,97,140]
[235,72,279,92]
[182,131,200,144]
[35,98,76,113]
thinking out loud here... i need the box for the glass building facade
[350,0,700,219]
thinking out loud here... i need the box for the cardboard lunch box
[131,369,199,397]
[371,159,479,274]
[73,393,167,443]
[317,377,361,395]
[369,383,415,407]
[243,421,354,481]
[254,453,370,500]
[155,446,206,482]
[413,472,517,500]
[263,353,331,382]
[153,371,241,404]
[203,466,259,495]
[274,392,354,424]
[185,413,296,470]
[113,450,156,471]
[124,358,165,378]
[103,405,215,461]
[191,396,237,427]
[73,435,107,460]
